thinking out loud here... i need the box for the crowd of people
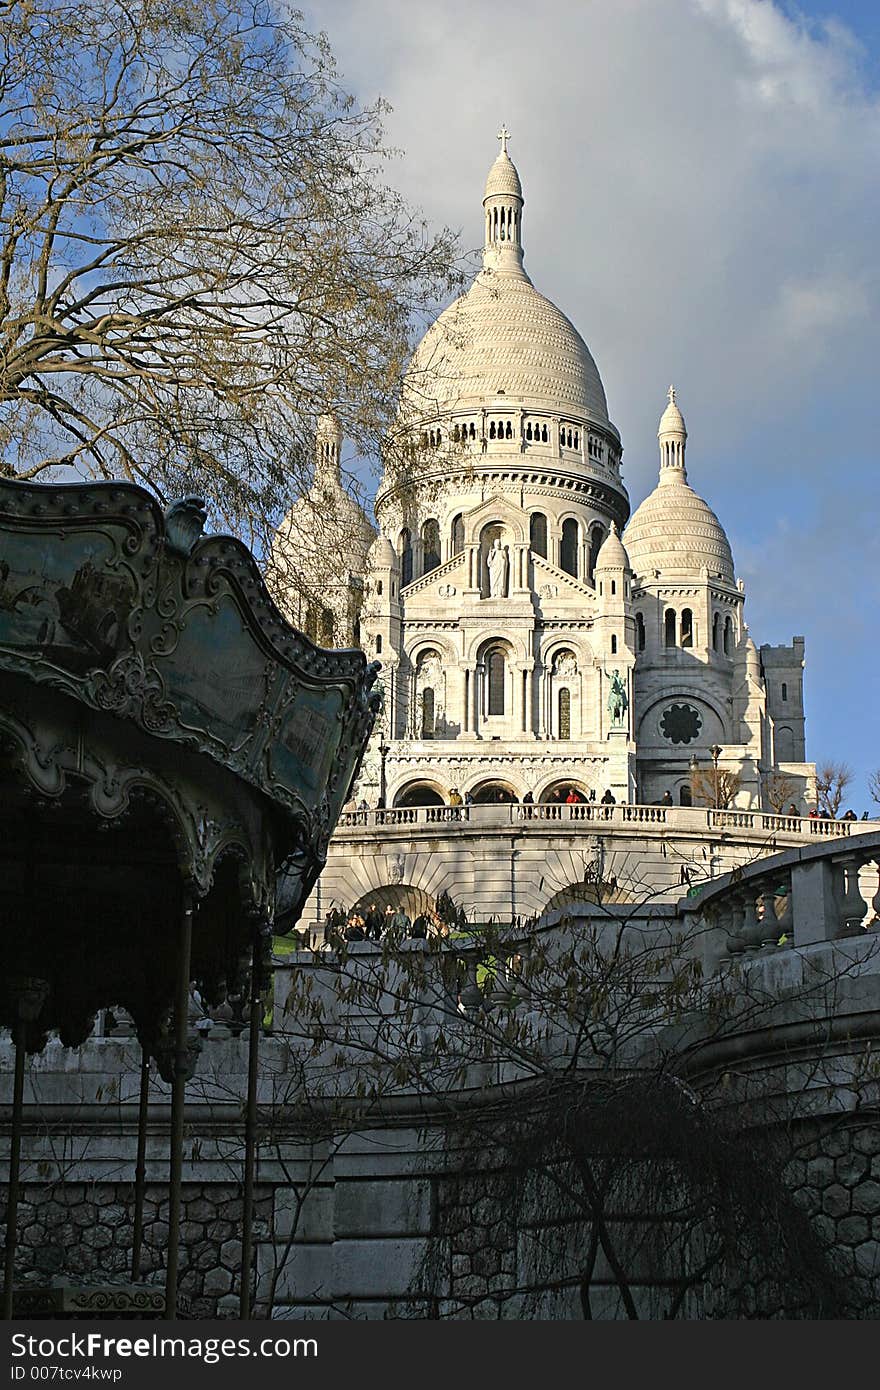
[321,890,468,947]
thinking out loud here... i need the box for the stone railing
[681,830,880,954]
[336,802,871,838]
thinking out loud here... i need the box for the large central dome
[405,270,610,423]
[399,135,614,435]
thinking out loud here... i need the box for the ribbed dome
[403,268,610,423]
[624,479,735,583]
[484,151,523,200]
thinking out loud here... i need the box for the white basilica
[272,134,814,814]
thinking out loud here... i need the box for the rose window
[660,703,702,745]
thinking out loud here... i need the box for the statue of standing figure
[606,667,628,726]
[487,537,509,598]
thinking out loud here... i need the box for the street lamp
[379,738,391,810]
[709,744,723,810]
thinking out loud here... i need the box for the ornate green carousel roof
[0,476,380,1051]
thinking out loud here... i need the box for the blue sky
[308,0,879,809]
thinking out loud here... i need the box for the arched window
[376,580,383,596]
[611,634,617,654]
[781,682,788,702]
[505,421,513,439]
[422,518,440,573]
[560,518,578,577]
[681,608,693,648]
[679,785,692,807]
[723,616,733,655]
[636,613,646,651]
[487,648,505,716]
[587,524,605,583]
[526,422,533,441]
[489,421,497,440]
[399,528,413,587]
[451,514,465,554]
[541,424,548,443]
[665,608,676,647]
[319,607,334,646]
[558,687,571,739]
[712,612,720,651]
[530,512,548,558]
[421,687,435,738]
[375,634,382,654]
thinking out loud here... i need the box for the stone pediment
[400,552,468,603]
[532,553,598,605]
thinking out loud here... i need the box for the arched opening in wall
[712,612,720,652]
[539,780,589,804]
[558,687,571,739]
[723,615,733,655]
[421,518,441,574]
[421,687,435,738]
[664,608,677,647]
[776,726,795,762]
[318,607,334,646]
[636,613,646,651]
[394,781,445,808]
[681,608,693,648]
[781,682,788,702]
[587,524,605,583]
[530,512,548,558]
[679,785,692,807]
[451,514,465,555]
[399,528,413,587]
[376,580,383,596]
[610,635,617,655]
[486,645,506,716]
[350,884,435,921]
[545,879,633,911]
[560,518,578,577]
[470,780,518,804]
[375,634,382,654]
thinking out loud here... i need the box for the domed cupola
[483,125,525,273]
[624,388,735,584]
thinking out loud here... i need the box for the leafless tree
[689,767,741,811]
[868,770,880,811]
[274,858,872,1319]
[816,761,854,819]
[0,0,460,540]
[764,770,797,814]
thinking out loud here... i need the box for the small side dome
[595,520,630,569]
[368,533,397,569]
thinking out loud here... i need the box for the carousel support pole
[3,978,47,1322]
[239,919,264,1319]
[2,1020,26,1321]
[164,893,194,1320]
[130,1049,151,1281]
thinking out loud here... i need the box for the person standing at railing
[448,787,463,822]
[601,788,616,805]
[661,790,673,807]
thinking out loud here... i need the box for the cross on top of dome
[497,124,511,155]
